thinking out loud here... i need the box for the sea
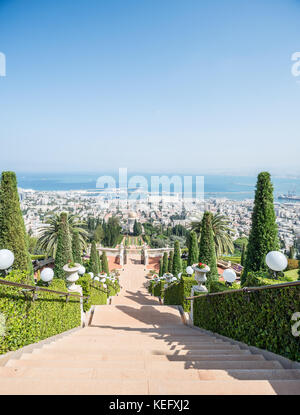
[14,172,300,202]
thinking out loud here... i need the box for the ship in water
[278,191,300,202]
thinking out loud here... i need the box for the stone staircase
[1,304,300,394]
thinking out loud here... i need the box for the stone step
[0,377,299,395]
[76,328,209,336]
[0,378,149,395]
[5,359,147,369]
[54,335,220,344]
[0,366,198,380]
[22,351,262,362]
[198,369,300,381]
[20,346,250,359]
[76,331,215,339]
[40,341,237,352]
[147,360,283,370]
[5,357,285,371]
[2,367,299,381]
[148,379,300,395]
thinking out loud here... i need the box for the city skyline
[0,0,300,174]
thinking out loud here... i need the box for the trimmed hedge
[153,280,165,298]
[78,274,107,312]
[106,279,120,297]
[193,284,300,362]
[163,281,180,305]
[0,271,81,355]
[148,280,156,294]
[164,276,197,312]
[287,259,299,271]
[242,271,297,288]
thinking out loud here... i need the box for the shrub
[287,259,299,271]
[148,280,156,294]
[0,270,81,355]
[106,279,120,297]
[208,280,240,293]
[31,255,46,260]
[164,281,181,305]
[78,274,107,312]
[242,271,295,288]
[193,283,300,362]
[164,276,197,312]
[153,280,165,298]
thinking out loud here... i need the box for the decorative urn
[192,263,210,292]
[63,262,81,291]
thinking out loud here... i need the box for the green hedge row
[78,274,107,312]
[148,280,156,294]
[164,276,197,312]
[153,280,165,298]
[193,284,300,362]
[242,271,298,287]
[0,271,81,355]
[106,279,120,297]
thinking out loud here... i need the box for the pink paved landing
[111,254,160,306]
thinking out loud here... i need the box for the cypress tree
[241,243,246,267]
[198,212,218,282]
[172,240,182,277]
[72,230,82,264]
[162,252,168,274]
[54,212,73,278]
[0,171,32,273]
[188,231,199,266]
[89,241,100,275]
[159,258,163,277]
[98,253,102,273]
[101,251,109,274]
[289,246,295,260]
[243,172,279,283]
[168,251,174,273]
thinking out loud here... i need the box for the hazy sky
[0,0,300,175]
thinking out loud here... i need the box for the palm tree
[190,213,234,257]
[38,213,89,257]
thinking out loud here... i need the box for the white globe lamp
[94,276,100,281]
[88,272,94,279]
[266,251,288,272]
[0,249,14,270]
[223,268,236,284]
[40,267,54,283]
[78,265,86,276]
[186,266,194,276]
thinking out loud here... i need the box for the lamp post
[40,268,54,285]
[78,265,86,276]
[265,251,288,278]
[186,266,194,276]
[223,268,236,286]
[0,249,14,276]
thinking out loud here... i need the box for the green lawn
[284,269,299,281]
[220,256,241,264]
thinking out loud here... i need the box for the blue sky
[0,0,300,175]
